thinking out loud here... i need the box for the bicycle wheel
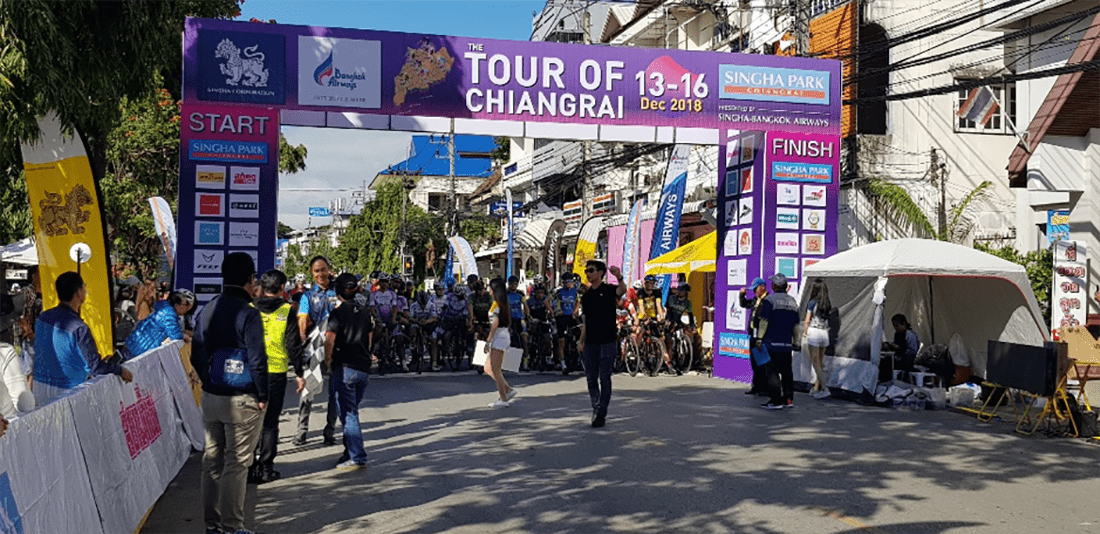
[674,334,692,374]
[624,337,641,376]
[645,338,663,377]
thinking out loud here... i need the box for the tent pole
[928,277,935,344]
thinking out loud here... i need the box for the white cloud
[278,127,414,229]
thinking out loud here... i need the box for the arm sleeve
[299,291,312,317]
[242,309,269,403]
[906,331,920,356]
[191,308,209,383]
[78,323,121,377]
[158,307,185,341]
[739,292,752,308]
[285,305,305,377]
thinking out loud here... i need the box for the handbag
[751,344,770,366]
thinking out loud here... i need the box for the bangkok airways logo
[314,52,334,86]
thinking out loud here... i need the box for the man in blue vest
[757,273,801,410]
[294,256,339,446]
[32,271,133,405]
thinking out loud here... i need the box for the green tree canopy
[337,179,446,280]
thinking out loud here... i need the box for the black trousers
[255,374,288,470]
[749,339,767,393]
[766,350,794,405]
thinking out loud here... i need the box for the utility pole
[792,0,809,56]
[932,147,946,238]
[449,120,457,237]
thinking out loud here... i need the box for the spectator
[482,278,516,408]
[32,272,133,405]
[16,265,41,386]
[124,290,196,358]
[325,273,373,469]
[249,270,305,484]
[802,278,832,399]
[578,260,627,428]
[758,274,800,410]
[191,252,268,534]
[739,278,769,396]
[136,279,157,321]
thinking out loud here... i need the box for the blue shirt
[507,291,525,321]
[33,305,122,389]
[125,300,184,357]
[300,284,337,327]
[555,287,578,316]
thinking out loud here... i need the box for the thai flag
[314,51,334,86]
[957,86,998,127]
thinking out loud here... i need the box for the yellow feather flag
[20,113,115,358]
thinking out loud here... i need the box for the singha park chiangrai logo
[197,30,285,105]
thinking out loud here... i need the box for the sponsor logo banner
[194,277,223,300]
[189,140,269,163]
[802,184,827,207]
[803,233,825,255]
[196,30,286,104]
[193,249,224,274]
[737,228,752,256]
[718,331,750,358]
[771,161,833,183]
[719,65,831,105]
[726,258,747,286]
[229,166,260,190]
[776,207,800,230]
[776,257,798,279]
[775,232,799,254]
[738,197,753,225]
[724,200,738,228]
[228,222,260,247]
[195,165,226,189]
[195,193,224,217]
[195,221,224,246]
[724,170,740,197]
[228,194,259,218]
[723,230,738,257]
[778,183,800,205]
[298,36,382,108]
[802,208,826,231]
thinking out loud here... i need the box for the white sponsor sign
[802,233,825,255]
[775,232,799,254]
[737,228,753,256]
[776,207,800,230]
[193,249,223,274]
[228,193,260,219]
[228,222,260,247]
[738,197,753,225]
[195,165,226,189]
[298,36,382,109]
[229,166,260,191]
[803,184,827,207]
[802,208,826,231]
[727,290,746,330]
[727,258,747,286]
[1052,240,1087,333]
[723,230,738,257]
[777,183,800,205]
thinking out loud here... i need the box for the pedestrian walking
[483,278,516,408]
[325,273,373,469]
[295,256,339,446]
[758,274,800,410]
[191,252,269,534]
[249,270,304,484]
[578,260,627,428]
[802,278,832,399]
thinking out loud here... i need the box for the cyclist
[527,284,554,370]
[408,290,440,371]
[438,283,470,369]
[664,283,697,374]
[629,274,671,371]
[468,278,494,345]
[370,274,405,372]
[553,273,580,373]
[506,275,530,368]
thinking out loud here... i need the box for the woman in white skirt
[484,278,517,408]
[802,278,832,399]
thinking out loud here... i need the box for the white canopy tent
[796,239,1049,396]
[1,237,37,266]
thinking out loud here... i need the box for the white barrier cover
[0,395,105,534]
[69,346,193,534]
[156,341,204,449]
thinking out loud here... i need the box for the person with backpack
[191,252,268,534]
[248,270,304,483]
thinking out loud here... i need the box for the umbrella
[644,231,716,275]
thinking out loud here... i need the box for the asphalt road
[142,371,1100,534]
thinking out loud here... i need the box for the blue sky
[238,0,547,229]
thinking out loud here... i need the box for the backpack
[200,297,254,390]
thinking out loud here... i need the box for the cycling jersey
[528,296,550,322]
[409,300,436,323]
[554,287,578,317]
[507,291,526,321]
[633,288,662,320]
[440,293,469,322]
[370,290,400,324]
[665,294,692,324]
[470,291,493,323]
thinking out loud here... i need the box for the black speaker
[985,340,1061,397]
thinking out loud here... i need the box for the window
[955,83,1016,135]
[428,193,445,212]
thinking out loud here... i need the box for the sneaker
[205,526,224,534]
[506,388,518,401]
[336,460,367,470]
[785,399,795,409]
[322,437,338,447]
[489,399,510,409]
[227,529,265,534]
[760,402,785,410]
[262,470,281,483]
[291,436,307,446]
[812,389,830,399]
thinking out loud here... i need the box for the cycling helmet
[172,289,196,308]
[644,274,657,282]
[632,280,644,289]
[416,290,429,305]
[433,281,444,291]
[533,274,544,284]
[454,286,466,298]
[508,275,519,285]
[561,272,574,282]
[370,270,381,280]
[678,283,691,292]
[533,284,546,293]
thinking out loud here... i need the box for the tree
[277,221,294,239]
[459,212,501,249]
[975,243,1053,326]
[279,134,308,174]
[861,177,993,243]
[0,0,241,181]
[337,179,446,280]
[0,144,31,244]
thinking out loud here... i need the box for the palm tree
[861,177,993,243]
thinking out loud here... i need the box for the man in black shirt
[579,260,627,428]
[325,273,373,469]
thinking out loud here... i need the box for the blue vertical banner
[622,198,645,284]
[506,188,514,279]
[444,243,455,286]
[1047,210,1070,247]
[649,144,691,302]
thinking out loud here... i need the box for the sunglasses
[584,268,598,273]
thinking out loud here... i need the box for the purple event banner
[713,130,840,383]
[183,18,841,135]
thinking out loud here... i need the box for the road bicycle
[560,319,584,375]
[668,315,695,374]
[527,317,555,372]
[439,318,467,372]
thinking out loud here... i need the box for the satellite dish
[69,242,92,264]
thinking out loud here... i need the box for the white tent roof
[806,238,1029,280]
[0,237,37,266]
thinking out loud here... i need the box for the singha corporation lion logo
[38,184,93,237]
[215,38,269,87]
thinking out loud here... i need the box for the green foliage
[279,134,307,174]
[975,242,1053,326]
[337,179,446,280]
[459,212,501,248]
[0,143,31,244]
[282,243,308,280]
[490,137,510,163]
[863,177,992,243]
[277,222,294,239]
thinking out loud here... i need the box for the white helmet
[632,280,643,289]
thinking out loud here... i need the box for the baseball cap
[769,273,788,287]
[748,277,766,291]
